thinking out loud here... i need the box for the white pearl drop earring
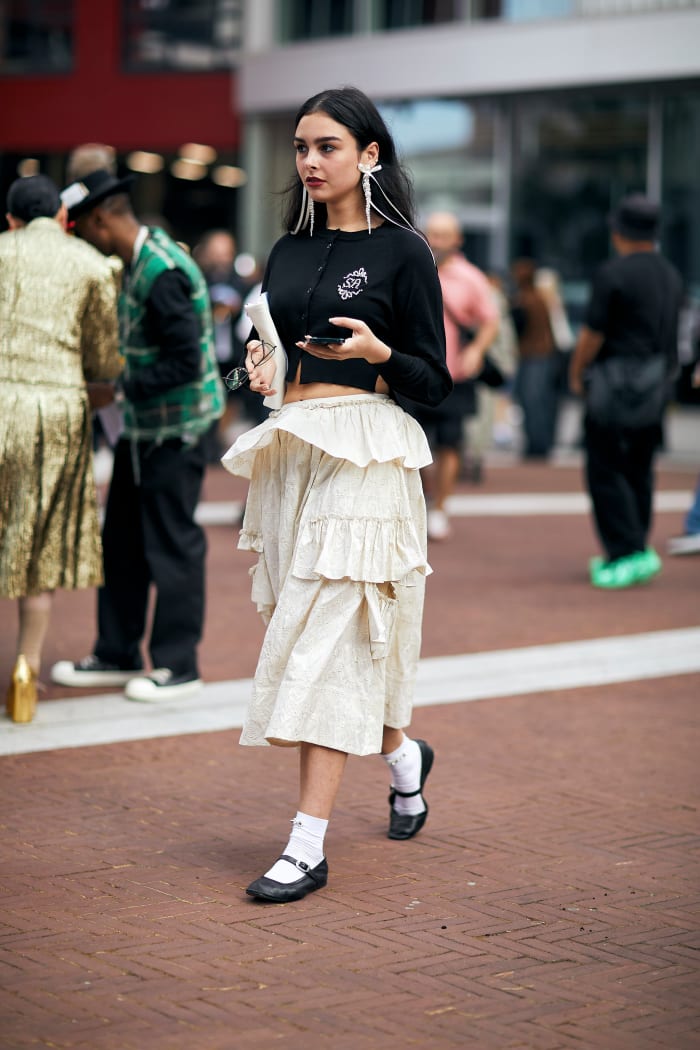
[358,162,382,234]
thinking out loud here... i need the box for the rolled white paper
[243,292,287,411]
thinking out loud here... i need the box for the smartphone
[306,335,347,345]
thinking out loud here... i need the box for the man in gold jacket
[0,175,123,721]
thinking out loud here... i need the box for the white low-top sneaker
[124,669,203,702]
[667,533,700,556]
[427,508,451,541]
[51,655,141,688]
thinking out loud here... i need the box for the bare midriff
[283,374,390,403]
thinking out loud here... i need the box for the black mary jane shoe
[387,739,434,841]
[245,854,328,903]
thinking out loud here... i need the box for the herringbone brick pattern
[2,676,699,1049]
[2,463,699,697]
[1,460,699,1048]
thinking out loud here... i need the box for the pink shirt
[439,254,498,378]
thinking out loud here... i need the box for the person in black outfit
[221,86,451,903]
[569,194,683,589]
[51,171,225,699]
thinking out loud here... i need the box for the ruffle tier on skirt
[222,394,432,756]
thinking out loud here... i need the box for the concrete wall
[239,10,700,115]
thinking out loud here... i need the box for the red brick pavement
[0,460,697,693]
[1,460,699,1049]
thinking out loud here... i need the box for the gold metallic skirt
[0,383,103,599]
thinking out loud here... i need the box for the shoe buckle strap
[279,853,310,872]
[389,786,422,798]
[277,854,327,883]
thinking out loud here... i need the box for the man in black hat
[51,169,225,701]
[569,193,683,589]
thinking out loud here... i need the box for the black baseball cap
[6,175,61,222]
[609,194,660,242]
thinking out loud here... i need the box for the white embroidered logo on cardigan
[337,267,368,300]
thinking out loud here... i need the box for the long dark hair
[282,85,416,234]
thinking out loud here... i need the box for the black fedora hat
[61,168,135,220]
[609,194,660,242]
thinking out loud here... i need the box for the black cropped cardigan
[249,223,451,407]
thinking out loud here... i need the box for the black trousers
[584,418,661,562]
[94,436,207,677]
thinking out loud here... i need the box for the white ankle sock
[382,735,426,817]
[264,811,328,884]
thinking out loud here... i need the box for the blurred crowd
[2,141,697,723]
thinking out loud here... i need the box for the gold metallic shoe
[6,655,37,724]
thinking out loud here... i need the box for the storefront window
[510,93,649,294]
[662,90,700,299]
[476,0,574,18]
[477,0,691,19]
[379,98,498,267]
[278,0,462,40]
[378,0,459,29]
[0,1,74,74]
[122,0,242,72]
[277,0,354,40]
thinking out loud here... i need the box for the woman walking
[222,86,451,902]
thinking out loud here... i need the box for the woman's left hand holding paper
[246,339,278,397]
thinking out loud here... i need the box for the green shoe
[590,554,640,589]
[633,547,662,583]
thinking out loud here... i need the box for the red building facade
[0,0,241,244]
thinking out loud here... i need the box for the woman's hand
[296,316,392,366]
[246,339,278,397]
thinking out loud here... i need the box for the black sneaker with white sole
[51,655,142,688]
[124,668,202,702]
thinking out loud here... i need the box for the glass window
[277,0,354,41]
[476,0,574,19]
[475,1,689,20]
[0,1,74,74]
[379,98,498,269]
[662,90,700,299]
[510,93,649,296]
[378,0,459,29]
[122,0,242,72]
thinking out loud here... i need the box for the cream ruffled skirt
[221,394,432,756]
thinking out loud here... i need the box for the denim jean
[685,477,700,535]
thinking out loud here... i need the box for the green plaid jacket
[119,228,224,443]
